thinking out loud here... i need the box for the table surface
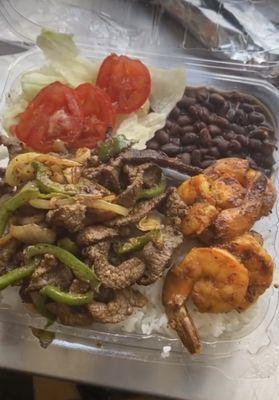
[0,4,279,399]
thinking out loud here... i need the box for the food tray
[0,44,279,380]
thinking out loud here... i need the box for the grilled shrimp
[220,232,274,310]
[163,247,249,353]
[178,158,276,241]
[204,158,276,217]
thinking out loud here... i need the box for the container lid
[0,0,190,53]
[1,0,279,61]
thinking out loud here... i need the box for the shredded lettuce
[21,29,100,100]
[116,67,186,148]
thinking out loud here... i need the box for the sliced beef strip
[117,163,162,208]
[165,187,188,227]
[88,288,146,324]
[79,179,112,196]
[27,253,73,292]
[86,242,145,290]
[0,134,23,157]
[47,303,92,326]
[106,193,167,227]
[138,225,183,285]
[46,203,86,232]
[0,167,14,194]
[82,164,121,194]
[0,239,21,275]
[77,225,119,246]
[115,149,201,176]
[69,279,90,294]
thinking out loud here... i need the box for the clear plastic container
[0,0,279,384]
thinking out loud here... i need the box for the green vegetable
[33,162,77,195]
[0,183,40,236]
[31,293,56,328]
[21,29,98,101]
[41,285,93,306]
[57,237,77,254]
[0,258,39,291]
[31,327,55,349]
[116,229,161,255]
[24,244,99,288]
[97,135,132,162]
[137,180,166,200]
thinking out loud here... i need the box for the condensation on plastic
[0,44,279,380]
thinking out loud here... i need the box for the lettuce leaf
[21,29,99,100]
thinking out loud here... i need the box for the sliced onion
[5,152,80,186]
[64,166,82,184]
[138,214,163,231]
[74,148,91,164]
[0,233,13,247]
[87,199,129,216]
[10,224,56,244]
[29,198,55,209]
[16,213,45,225]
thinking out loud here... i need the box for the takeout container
[0,0,279,386]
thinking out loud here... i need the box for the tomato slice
[72,83,116,149]
[96,54,151,114]
[12,82,83,152]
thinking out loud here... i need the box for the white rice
[116,277,261,340]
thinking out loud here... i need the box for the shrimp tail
[167,305,201,354]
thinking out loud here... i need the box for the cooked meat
[69,279,90,294]
[79,179,111,196]
[0,134,23,157]
[86,242,145,290]
[165,187,188,227]
[117,163,162,208]
[0,167,14,194]
[47,203,86,232]
[116,149,201,176]
[88,288,146,323]
[138,225,184,285]
[107,193,166,227]
[77,226,119,246]
[83,164,121,193]
[27,253,73,291]
[48,303,92,326]
[0,239,21,274]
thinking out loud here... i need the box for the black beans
[208,124,222,136]
[194,121,207,131]
[201,159,214,168]
[180,153,191,164]
[177,115,192,126]
[237,135,249,146]
[229,139,242,152]
[169,106,180,120]
[181,132,198,145]
[210,93,225,106]
[178,96,196,109]
[146,139,160,150]
[191,149,201,166]
[155,130,169,145]
[199,128,212,146]
[248,112,265,124]
[150,86,275,173]
[249,138,262,150]
[239,102,254,112]
[182,125,195,133]
[161,143,181,155]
